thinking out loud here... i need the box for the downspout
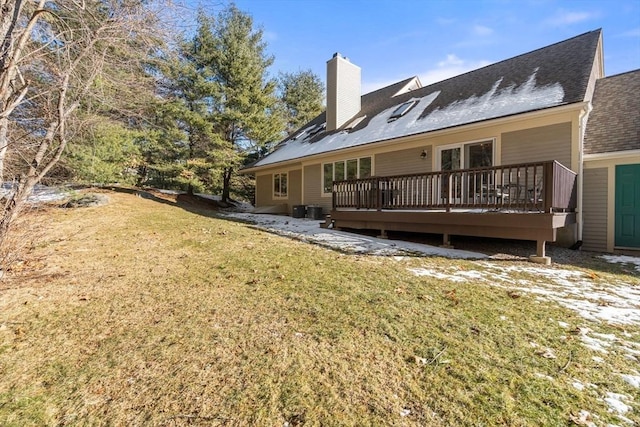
[577,102,593,242]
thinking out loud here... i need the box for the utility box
[292,205,306,218]
[306,205,324,220]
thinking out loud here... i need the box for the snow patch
[601,255,640,272]
[1,183,68,204]
[603,392,632,414]
[406,261,640,326]
[619,374,640,388]
[222,212,486,259]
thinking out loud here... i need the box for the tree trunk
[222,167,233,203]
[0,174,36,250]
[0,117,8,183]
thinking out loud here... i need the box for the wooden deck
[329,161,578,260]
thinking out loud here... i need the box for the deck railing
[332,160,577,213]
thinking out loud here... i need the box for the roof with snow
[584,69,640,155]
[251,29,601,169]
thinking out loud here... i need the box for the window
[273,173,288,198]
[359,157,372,178]
[323,163,333,194]
[344,115,366,132]
[437,140,494,171]
[307,123,326,138]
[322,157,372,194]
[388,100,417,122]
[347,159,358,179]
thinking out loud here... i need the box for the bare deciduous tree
[0,0,163,245]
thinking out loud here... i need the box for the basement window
[388,100,417,122]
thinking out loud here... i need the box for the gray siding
[303,164,332,213]
[501,123,572,169]
[582,167,608,252]
[375,146,432,176]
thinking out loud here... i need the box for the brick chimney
[326,53,361,131]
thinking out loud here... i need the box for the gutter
[577,102,593,242]
[242,102,590,174]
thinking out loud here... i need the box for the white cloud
[361,78,407,95]
[473,25,494,36]
[361,54,492,94]
[545,9,595,26]
[437,54,464,67]
[420,55,492,85]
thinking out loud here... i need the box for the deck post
[378,228,388,239]
[529,240,551,265]
[440,233,454,249]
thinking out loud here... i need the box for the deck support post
[529,240,551,265]
[378,229,388,239]
[440,233,454,249]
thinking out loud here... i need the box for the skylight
[388,100,417,122]
[307,123,326,138]
[344,115,366,132]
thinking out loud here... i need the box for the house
[583,70,640,253]
[242,29,640,262]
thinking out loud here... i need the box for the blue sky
[183,0,640,94]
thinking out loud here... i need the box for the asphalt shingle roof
[584,69,640,155]
[252,29,602,169]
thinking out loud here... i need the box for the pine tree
[205,5,283,203]
[147,11,220,194]
[279,70,325,136]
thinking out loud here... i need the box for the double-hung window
[273,172,288,198]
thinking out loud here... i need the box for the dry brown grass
[0,190,638,426]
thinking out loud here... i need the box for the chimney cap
[331,52,349,62]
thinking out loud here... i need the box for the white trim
[272,172,289,199]
[583,149,640,161]
[321,156,373,197]
[435,138,496,172]
[241,102,590,173]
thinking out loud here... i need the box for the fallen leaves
[569,410,596,426]
[445,289,459,305]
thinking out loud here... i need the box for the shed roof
[253,29,602,169]
[584,69,640,155]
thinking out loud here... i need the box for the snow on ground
[409,261,640,327]
[222,212,487,259]
[223,210,639,424]
[0,183,68,204]
[602,255,640,273]
[406,256,640,424]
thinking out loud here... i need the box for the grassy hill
[1,190,638,426]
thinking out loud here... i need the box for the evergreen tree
[205,4,283,202]
[146,11,220,194]
[279,70,325,136]
[65,120,142,185]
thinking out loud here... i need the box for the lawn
[0,190,638,426]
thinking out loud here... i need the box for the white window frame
[321,156,373,196]
[435,138,496,171]
[273,172,288,199]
